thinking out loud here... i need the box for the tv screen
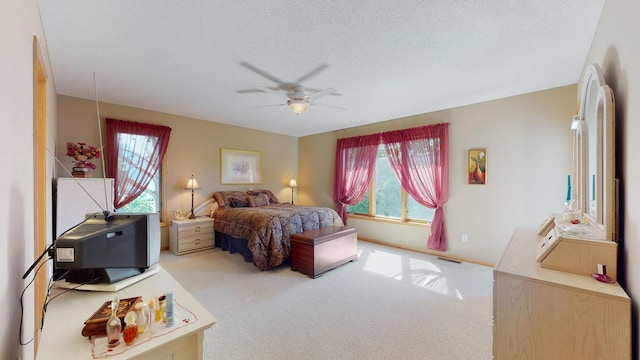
[54,212,160,284]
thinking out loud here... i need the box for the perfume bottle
[134,301,150,335]
[122,311,138,346]
[106,296,122,348]
[158,294,166,323]
[148,297,156,321]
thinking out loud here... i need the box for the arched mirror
[575,63,616,241]
[579,65,604,221]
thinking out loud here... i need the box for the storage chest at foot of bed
[290,226,358,278]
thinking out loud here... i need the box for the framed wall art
[468,148,486,185]
[220,148,262,184]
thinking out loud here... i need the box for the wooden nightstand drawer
[176,222,214,238]
[170,217,215,255]
[178,234,214,253]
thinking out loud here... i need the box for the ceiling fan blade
[251,103,286,108]
[240,62,284,85]
[257,86,291,102]
[237,88,268,94]
[307,87,337,101]
[305,87,342,97]
[256,86,276,93]
[312,102,347,110]
[295,64,329,84]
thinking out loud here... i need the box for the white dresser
[56,177,114,237]
[169,217,215,255]
[493,226,631,359]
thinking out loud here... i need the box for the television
[53,212,160,284]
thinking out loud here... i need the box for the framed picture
[220,148,262,184]
[468,148,486,185]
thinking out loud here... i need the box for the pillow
[229,197,251,208]
[251,193,270,207]
[245,189,279,204]
[213,191,249,208]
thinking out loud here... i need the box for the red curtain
[381,123,449,251]
[332,133,380,224]
[106,118,172,209]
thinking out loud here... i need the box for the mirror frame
[579,65,604,222]
[575,64,616,241]
[596,84,616,240]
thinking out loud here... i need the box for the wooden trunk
[291,226,358,278]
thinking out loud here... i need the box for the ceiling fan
[238,62,343,115]
[256,85,339,115]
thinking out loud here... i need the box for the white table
[37,266,216,359]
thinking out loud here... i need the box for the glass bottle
[134,301,150,335]
[122,311,138,346]
[149,297,158,325]
[106,296,122,348]
[158,294,166,323]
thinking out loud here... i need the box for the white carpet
[160,241,493,360]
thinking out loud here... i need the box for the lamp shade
[288,100,309,115]
[185,177,200,190]
[289,178,298,188]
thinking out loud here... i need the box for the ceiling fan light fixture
[287,99,309,115]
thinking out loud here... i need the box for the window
[335,123,448,250]
[349,144,435,222]
[117,173,159,213]
[106,118,171,219]
[117,171,160,213]
[114,133,162,214]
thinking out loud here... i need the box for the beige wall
[300,86,576,265]
[2,1,58,359]
[584,0,640,351]
[56,95,298,249]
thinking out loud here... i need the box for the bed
[211,190,344,270]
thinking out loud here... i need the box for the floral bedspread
[213,203,343,270]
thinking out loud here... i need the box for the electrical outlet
[462,234,468,243]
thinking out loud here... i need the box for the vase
[473,162,484,183]
[72,167,89,178]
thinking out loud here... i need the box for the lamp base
[189,191,196,219]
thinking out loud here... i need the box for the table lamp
[185,175,200,219]
[289,178,298,205]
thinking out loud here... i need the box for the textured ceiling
[37,1,604,137]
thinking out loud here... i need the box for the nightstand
[169,217,215,255]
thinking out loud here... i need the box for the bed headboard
[213,189,280,209]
